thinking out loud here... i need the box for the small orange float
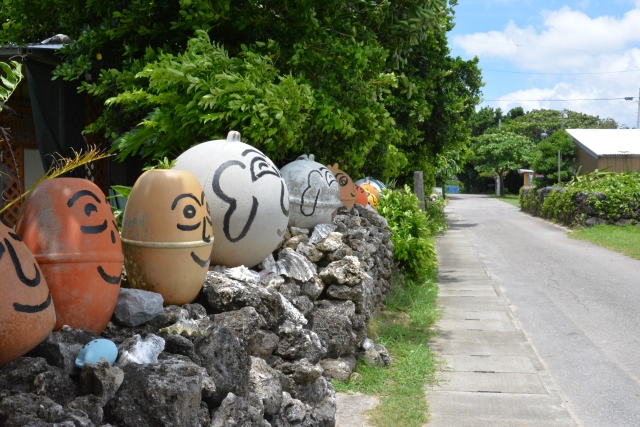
[327,164,356,210]
[359,181,381,210]
[0,221,56,366]
[121,169,214,305]
[16,178,123,334]
[354,185,368,208]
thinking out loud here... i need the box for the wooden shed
[567,129,640,174]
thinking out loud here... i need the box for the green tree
[471,131,533,196]
[382,13,483,187]
[1,0,452,177]
[531,130,575,187]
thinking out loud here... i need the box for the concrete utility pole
[637,88,640,129]
[558,150,562,185]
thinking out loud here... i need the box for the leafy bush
[520,170,640,226]
[378,185,445,278]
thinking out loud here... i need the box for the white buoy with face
[174,132,290,268]
[280,154,342,229]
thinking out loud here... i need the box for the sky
[448,0,640,128]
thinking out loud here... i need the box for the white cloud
[454,5,640,126]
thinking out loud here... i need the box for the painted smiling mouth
[190,251,209,268]
[13,292,52,313]
[97,266,121,285]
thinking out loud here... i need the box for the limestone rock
[314,232,343,252]
[210,392,269,427]
[214,306,267,348]
[250,356,284,416]
[319,256,363,286]
[283,233,310,249]
[297,242,324,262]
[66,395,104,425]
[225,265,261,284]
[0,393,94,427]
[276,321,326,363]
[290,227,310,236]
[194,326,251,404]
[247,330,280,360]
[80,358,124,406]
[33,368,76,406]
[272,392,316,427]
[116,334,165,367]
[309,224,337,244]
[300,276,325,301]
[26,326,99,375]
[0,357,51,399]
[112,288,164,327]
[104,357,204,427]
[280,359,324,385]
[357,343,391,367]
[320,356,356,381]
[308,308,356,358]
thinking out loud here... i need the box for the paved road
[429,194,640,427]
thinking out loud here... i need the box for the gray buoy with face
[174,132,290,268]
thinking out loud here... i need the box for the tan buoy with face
[327,163,356,210]
[15,178,123,335]
[0,221,56,366]
[121,169,214,305]
[174,131,289,268]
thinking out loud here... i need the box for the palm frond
[0,146,112,216]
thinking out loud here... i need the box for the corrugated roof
[566,129,640,157]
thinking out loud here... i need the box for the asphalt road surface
[443,194,640,427]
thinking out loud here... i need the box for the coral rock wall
[0,205,396,427]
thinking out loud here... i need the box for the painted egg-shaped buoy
[281,154,342,229]
[16,178,123,334]
[121,170,214,305]
[174,131,289,268]
[0,221,56,366]
[354,185,369,208]
[327,164,356,210]
[355,177,386,194]
[358,181,381,210]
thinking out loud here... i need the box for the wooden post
[414,171,425,211]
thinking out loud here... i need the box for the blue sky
[448,0,640,127]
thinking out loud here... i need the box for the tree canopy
[471,131,534,196]
[531,130,576,187]
[1,0,481,186]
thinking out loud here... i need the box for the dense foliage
[470,131,534,197]
[378,186,445,279]
[1,0,481,184]
[520,170,640,226]
[461,107,618,194]
[530,130,575,187]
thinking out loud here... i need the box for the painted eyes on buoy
[320,167,337,187]
[242,149,281,182]
[171,192,213,243]
[335,172,349,187]
[68,189,121,285]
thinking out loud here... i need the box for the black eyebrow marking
[249,156,280,182]
[0,240,4,261]
[241,148,265,157]
[81,220,108,234]
[8,232,21,242]
[14,293,52,313]
[4,238,40,287]
[97,266,121,285]
[84,203,98,217]
[68,190,102,207]
[171,193,201,210]
[111,230,116,244]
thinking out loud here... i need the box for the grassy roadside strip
[569,225,640,260]
[333,269,441,427]
[489,194,520,207]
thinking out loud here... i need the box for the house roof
[566,129,640,158]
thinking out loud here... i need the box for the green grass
[489,193,520,207]
[569,225,640,260]
[333,272,441,427]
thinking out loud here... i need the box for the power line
[483,97,630,102]
[460,40,626,54]
[482,68,640,76]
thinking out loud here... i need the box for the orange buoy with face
[354,185,368,208]
[0,221,56,366]
[16,178,123,334]
[327,164,356,210]
[121,169,214,305]
[359,181,381,210]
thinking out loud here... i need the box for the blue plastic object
[75,339,118,368]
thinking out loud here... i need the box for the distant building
[567,129,640,173]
